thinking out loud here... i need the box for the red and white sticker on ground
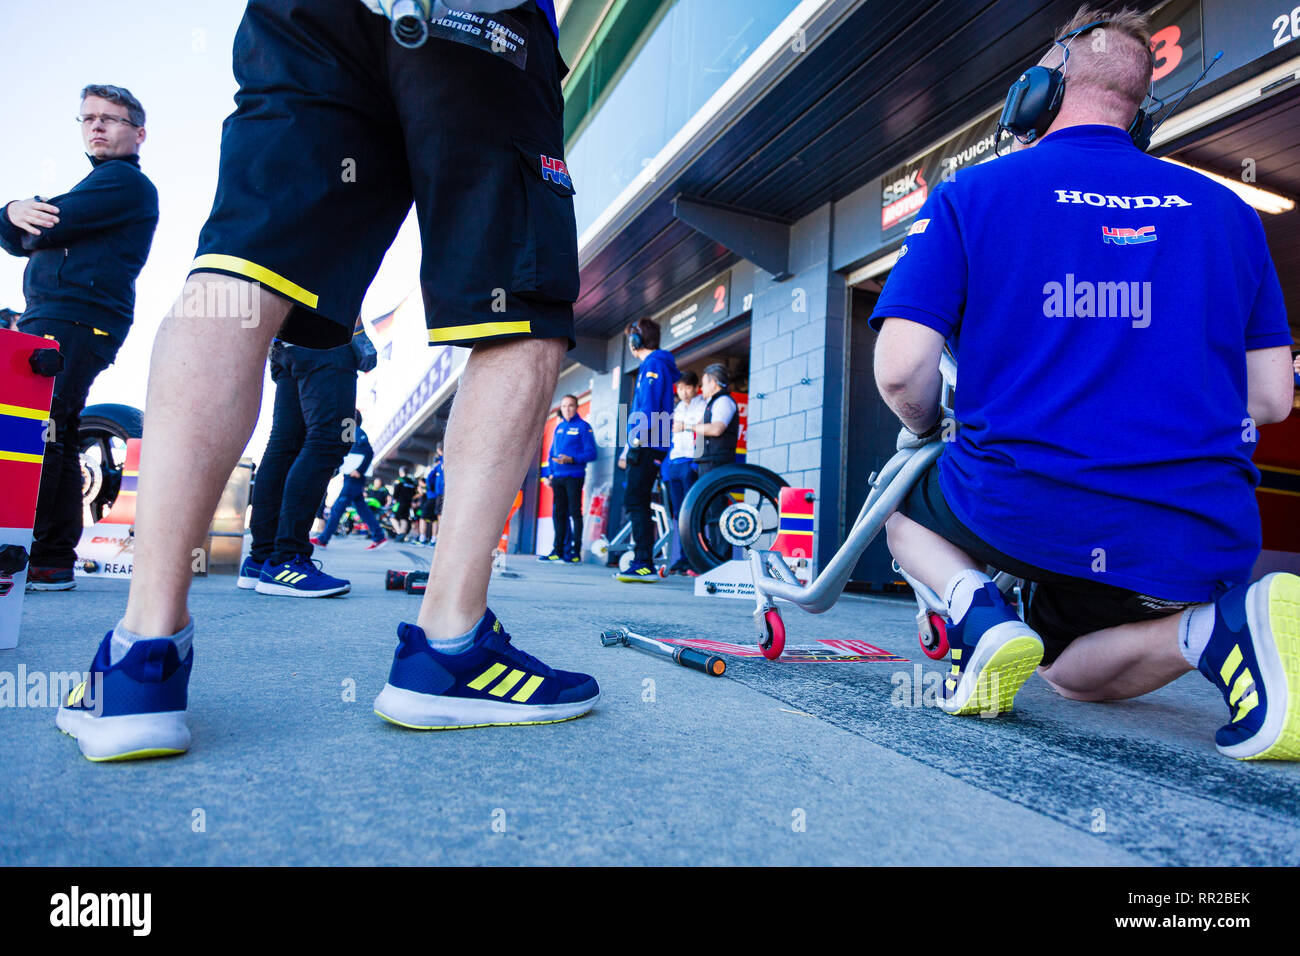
[661,638,906,663]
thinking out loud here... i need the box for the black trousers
[22,319,119,569]
[550,475,584,556]
[623,447,665,565]
[249,342,355,563]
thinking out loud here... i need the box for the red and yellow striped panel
[773,486,815,560]
[100,438,142,526]
[0,330,57,528]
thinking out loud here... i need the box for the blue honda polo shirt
[869,124,1291,600]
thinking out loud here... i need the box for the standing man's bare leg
[122,275,287,636]
[373,334,599,731]
[56,275,288,760]
[416,336,565,641]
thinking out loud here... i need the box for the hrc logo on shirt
[1102,225,1156,245]
[540,155,572,190]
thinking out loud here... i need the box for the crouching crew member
[872,7,1298,761]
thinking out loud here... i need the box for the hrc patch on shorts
[540,155,572,190]
[428,9,529,69]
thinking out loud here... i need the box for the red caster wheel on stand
[760,608,786,660]
[919,612,949,660]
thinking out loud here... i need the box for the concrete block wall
[744,202,847,568]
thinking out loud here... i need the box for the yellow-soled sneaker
[373,610,599,730]
[615,561,660,583]
[55,632,192,761]
[939,582,1043,716]
[1197,573,1300,760]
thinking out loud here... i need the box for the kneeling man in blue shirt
[871,7,1297,760]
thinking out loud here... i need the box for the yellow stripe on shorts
[429,321,532,343]
[191,254,320,309]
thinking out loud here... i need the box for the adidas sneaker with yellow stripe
[1197,573,1300,760]
[939,581,1044,716]
[615,561,660,583]
[256,555,350,597]
[373,610,600,729]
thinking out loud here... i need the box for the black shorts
[900,460,1198,666]
[192,0,578,350]
[394,503,411,521]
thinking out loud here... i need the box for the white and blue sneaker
[1196,573,1300,760]
[237,556,267,590]
[256,555,350,597]
[56,632,192,761]
[374,610,600,729]
[940,582,1044,716]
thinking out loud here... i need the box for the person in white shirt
[664,371,705,574]
[693,363,739,476]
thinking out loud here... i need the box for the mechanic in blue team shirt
[617,317,680,582]
[540,394,597,563]
[415,444,445,547]
[870,6,1298,760]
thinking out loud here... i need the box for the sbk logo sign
[882,169,924,203]
[881,168,927,231]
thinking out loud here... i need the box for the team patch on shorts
[429,9,529,69]
[540,155,572,190]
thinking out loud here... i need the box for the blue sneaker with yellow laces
[940,582,1043,716]
[373,609,599,729]
[1197,573,1300,760]
[55,632,192,761]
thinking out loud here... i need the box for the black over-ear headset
[997,19,1154,151]
[996,18,1221,155]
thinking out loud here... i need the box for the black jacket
[0,154,158,347]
